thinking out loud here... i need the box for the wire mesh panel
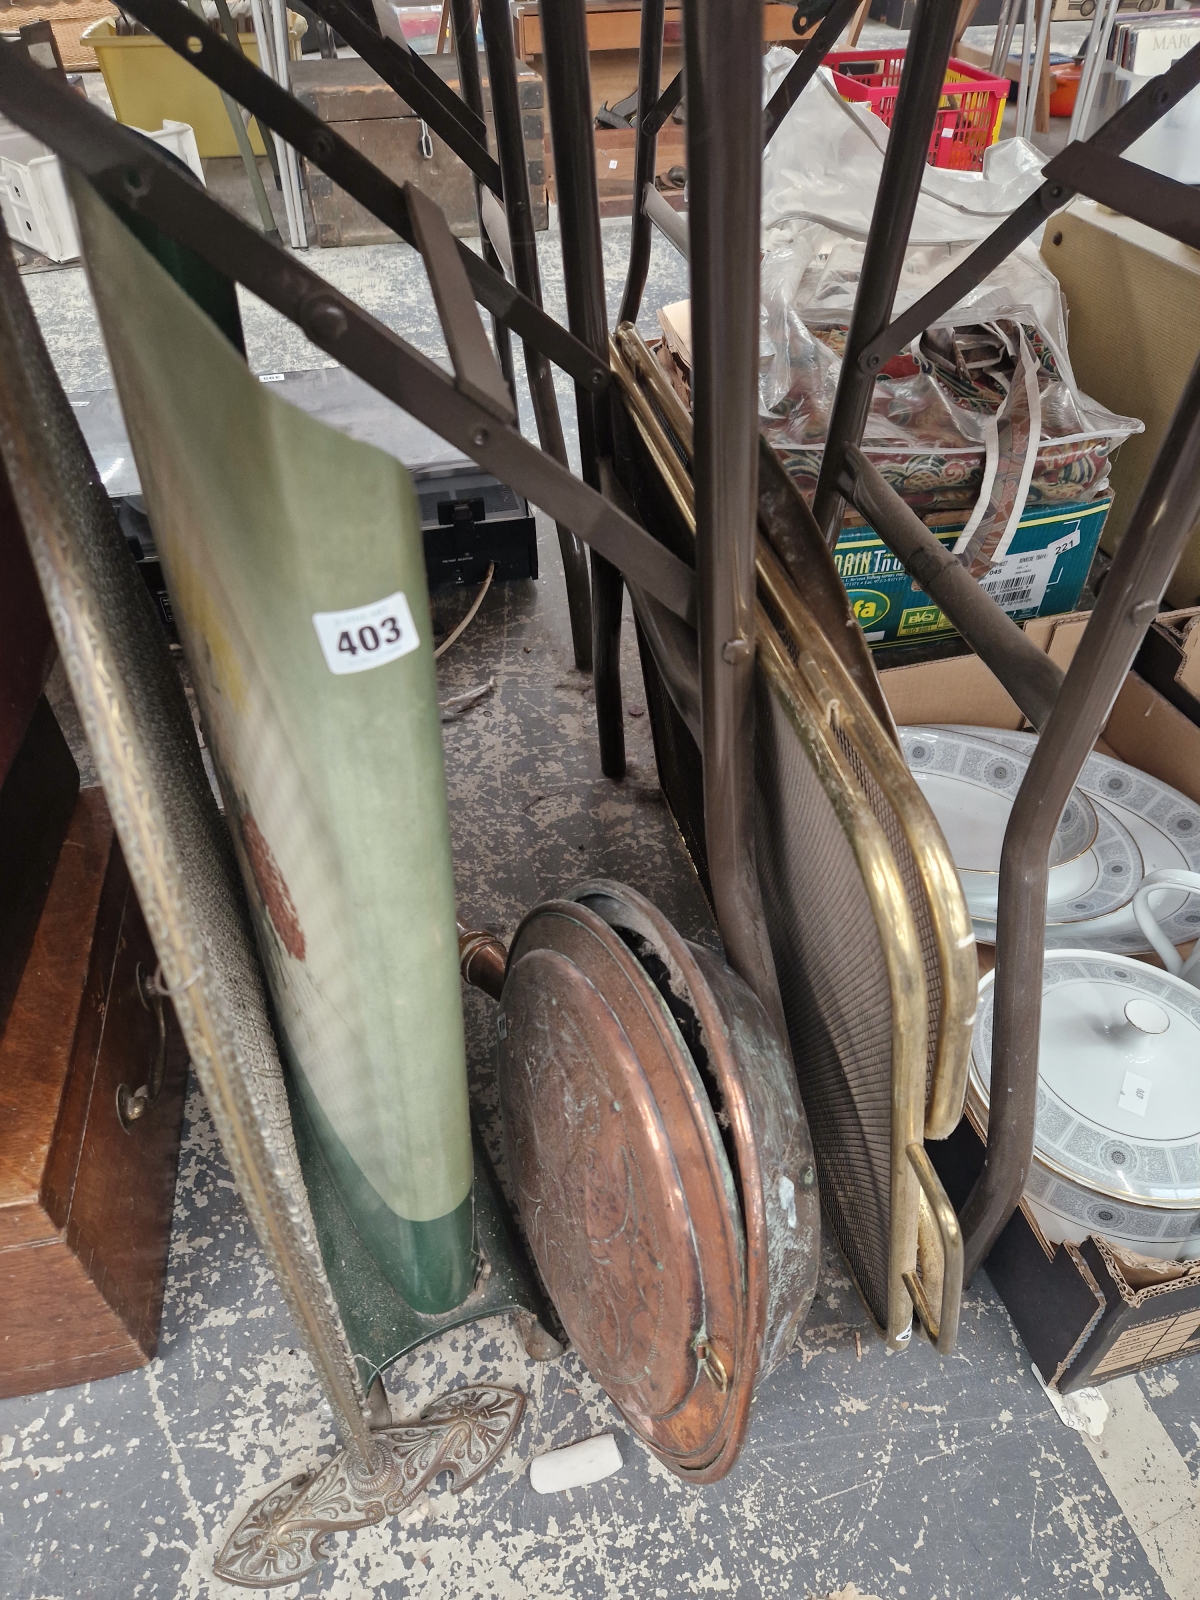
[754,667,899,1328]
[755,550,976,1146]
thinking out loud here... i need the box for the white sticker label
[608,159,619,169]
[978,525,1081,617]
[1118,1070,1152,1117]
[259,372,286,383]
[312,591,420,675]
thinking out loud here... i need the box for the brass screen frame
[611,329,967,1349]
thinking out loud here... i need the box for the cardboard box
[878,610,1200,1389]
[1041,200,1200,608]
[834,497,1109,650]
[935,1117,1200,1393]
[1133,607,1200,729]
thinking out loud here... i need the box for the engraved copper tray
[497,887,819,1481]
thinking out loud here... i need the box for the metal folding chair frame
[2,0,1198,1309]
[803,11,1200,1280]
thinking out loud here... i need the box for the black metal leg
[686,0,787,1042]
[538,0,625,775]
[485,244,519,404]
[447,0,512,403]
[478,0,593,672]
[590,553,626,776]
[961,354,1200,1281]
[616,0,665,327]
[809,0,959,545]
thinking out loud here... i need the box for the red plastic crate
[826,49,1010,172]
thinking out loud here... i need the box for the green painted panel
[72,178,474,1311]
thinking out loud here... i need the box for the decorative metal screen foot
[213,1384,524,1588]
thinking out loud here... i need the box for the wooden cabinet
[0,790,189,1399]
[293,54,547,246]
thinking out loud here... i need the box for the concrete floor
[3,195,1200,1600]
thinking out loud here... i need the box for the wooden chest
[0,789,189,1399]
[293,53,547,246]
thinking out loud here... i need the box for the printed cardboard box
[834,497,1110,650]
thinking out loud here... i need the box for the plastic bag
[757,56,1141,547]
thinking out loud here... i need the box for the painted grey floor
[3,218,1199,1600]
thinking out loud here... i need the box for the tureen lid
[971,952,1200,1206]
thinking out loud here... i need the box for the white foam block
[528,1433,623,1494]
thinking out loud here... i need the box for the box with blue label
[833,497,1111,650]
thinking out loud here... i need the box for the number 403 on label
[312,591,421,676]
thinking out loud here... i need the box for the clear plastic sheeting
[761,54,1047,249]
[757,54,1141,528]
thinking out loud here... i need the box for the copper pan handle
[457,922,507,1000]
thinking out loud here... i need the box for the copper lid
[500,900,743,1474]
[498,888,818,1481]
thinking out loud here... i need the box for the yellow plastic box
[82,14,306,159]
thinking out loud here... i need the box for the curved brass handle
[693,1332,729,1393]
[902,1142,963,1355]
[116,963,168,1132]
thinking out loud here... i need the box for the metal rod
[447,0,516,400]
[210,0,281,239]
[762,0,862,146]
[642,66,682,135]
[844,446,1064,729]
[478,0,593,671]
[1067,0,1117,142]
[538,0,626,777]
[810,0,960,544]
[858,41,1200,372]
[643,183,689,256]
[687,0,787,1042]
[1014,0,1036,141]
[962,353,1200,1281]
[1044,144,1200,252]
[405,180,515,417]
[1016,0,1052,144]
[271,0,308,247]
[616,0,665,327]
[990,0,1021,75]
[248,0,299,245]
[1030,0,1054,137]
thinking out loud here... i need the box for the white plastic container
[0,124,75,260]
[0,119,204,262]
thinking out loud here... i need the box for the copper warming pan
[496,880,819,1482]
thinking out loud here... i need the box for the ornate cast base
[214,1384,524,1587]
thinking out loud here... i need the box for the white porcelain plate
[899,726,1141,928]
[937,726,1200,953]
[971,952,1200,1258]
